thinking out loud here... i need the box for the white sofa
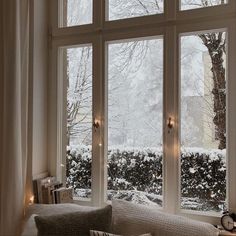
[22,200,219,236]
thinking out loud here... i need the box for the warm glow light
[60,164,65,167]
[167,117,174,129]
[94,118,100,125]
[29,196,34,205]
[99,143,102,147]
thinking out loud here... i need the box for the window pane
[180,0,228,11]
[64,46,93,200]
[108,0,164,21]
[60,0,92,27]
[180,31,227,212]
[107,37,163,206]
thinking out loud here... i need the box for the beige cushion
[111,200,219,236]
[34,205,112,236]
[21,203,97,236]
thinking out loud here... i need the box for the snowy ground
[73,188,225,212]
[74,188,162,206]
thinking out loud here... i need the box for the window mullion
[165,0,177,21]
[163,25,179,214]
[90,0,105,207]
[227,22,236,213]
[93,0,103,29]
[91,36,105,207]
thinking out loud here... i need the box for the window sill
[178,209,221,225]
[219,230,236,236]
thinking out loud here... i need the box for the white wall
[31,0,49,178]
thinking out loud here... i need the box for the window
[107,0,164,21]
[180,31,227,212]
[107,37,163,205]
[49,0,236,223]
[59,0,93,27]
[180,0,228,11]
[63,45,93,199]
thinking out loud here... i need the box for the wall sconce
[167,117,174,133]
[93,119,100,131]
[29,195,34,205]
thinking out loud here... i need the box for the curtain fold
[0,0,32,235]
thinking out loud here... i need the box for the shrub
[66,145,226,211]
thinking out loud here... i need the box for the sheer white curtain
[0,0,33,235]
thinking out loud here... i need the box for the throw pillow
[111,200,219,236]
[34,205,112,236]
[90,230,152,236]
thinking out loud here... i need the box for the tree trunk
[199,33,226,149]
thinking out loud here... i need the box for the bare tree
[109,0,227,149]
[67,47,92,145]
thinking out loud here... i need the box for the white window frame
[48,0,236,223]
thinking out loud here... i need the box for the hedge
[66,146,226,211]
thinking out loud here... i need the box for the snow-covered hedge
[66,145,226,211]
[181,148,226,198]
[66,145,92,196]
[107,148,162,195]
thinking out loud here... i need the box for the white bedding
[21,201,219,236]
